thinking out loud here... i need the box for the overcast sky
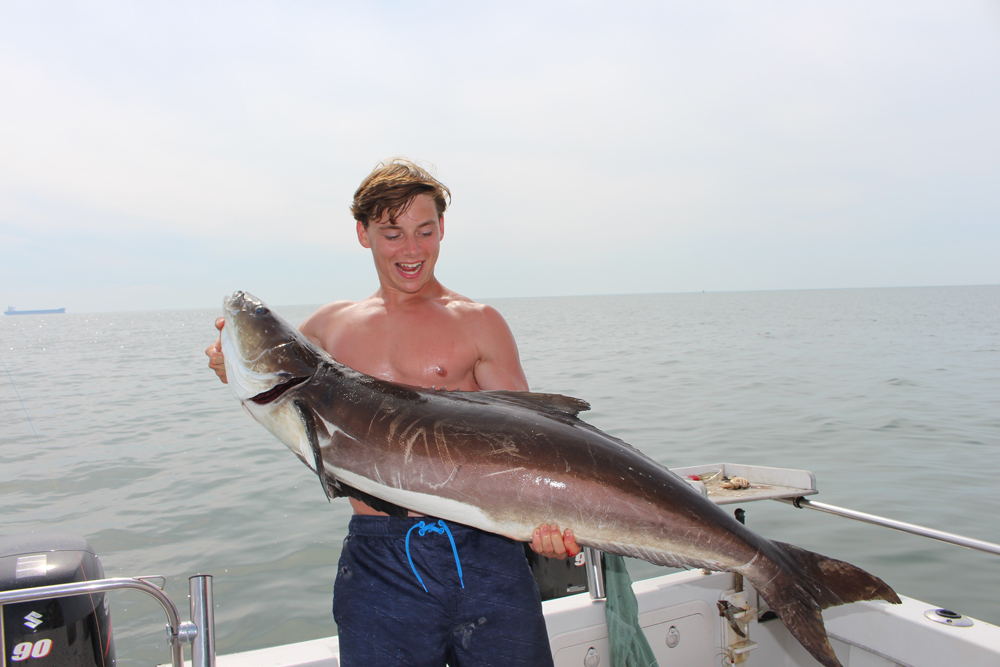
[2,1,998,313]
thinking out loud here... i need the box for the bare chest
[325,309,481,390]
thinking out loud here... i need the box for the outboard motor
[0,533,115,667]
[523,543,594,601]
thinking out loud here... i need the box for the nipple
[435,366,448,377]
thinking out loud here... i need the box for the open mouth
[249,376,310,405]
[396,261,423,277]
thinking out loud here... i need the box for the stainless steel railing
[583,497,1000,601]
[780,497,1000,557]
[0,574,215,667]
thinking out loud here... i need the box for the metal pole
[0,577,185,667]
[780,497,1000,557]
[584,547,606,600]
[189,575,216,667]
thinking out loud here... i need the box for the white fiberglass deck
[212,568,1000,667]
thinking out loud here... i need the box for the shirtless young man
[205,159,578,666]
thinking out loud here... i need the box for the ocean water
[1,286,998,665]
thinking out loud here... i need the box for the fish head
[221,290,324,404]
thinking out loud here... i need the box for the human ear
[438,216,445,241]
[357,220,371,248]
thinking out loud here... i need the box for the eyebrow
[380,220,438,229]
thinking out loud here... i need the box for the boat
[2,463,998,667]
[4,306,66,315]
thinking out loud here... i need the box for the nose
[402,234,420,256]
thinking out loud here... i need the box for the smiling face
[357,193,445,296]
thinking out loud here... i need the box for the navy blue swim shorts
[333,515,554,667]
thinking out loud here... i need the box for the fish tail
[749,541,901,667]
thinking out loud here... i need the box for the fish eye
[254,306,267,315]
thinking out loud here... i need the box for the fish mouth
[248,376,310,405]
[225,289,248,312]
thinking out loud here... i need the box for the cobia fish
[220,290,899,667]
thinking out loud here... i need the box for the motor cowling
[0,533,115,667]
[523,543,594,601]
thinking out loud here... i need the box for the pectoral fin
[326,429,409,517]
[295,399,336,501]
[294,400,409,517]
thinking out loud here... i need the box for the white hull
[213,568,1000,667]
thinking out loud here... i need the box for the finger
[531,527,543,554]
[532,526,552,555]
[539,524,554,555]
[210,362,228,383]
[542,524,567,560]
[564,529,581,558]
[215,317,225,331]
[548,524,568,558]
[536,524,554,556]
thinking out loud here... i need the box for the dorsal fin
[480,390,661,462]
[480,390,591,417]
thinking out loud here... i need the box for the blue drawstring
[404,520,465,593]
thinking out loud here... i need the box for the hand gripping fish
[221,291,899,667]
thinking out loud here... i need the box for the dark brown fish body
[222,291,899,667]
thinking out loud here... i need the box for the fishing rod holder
[0,574,216,667]
[583,547,605,600]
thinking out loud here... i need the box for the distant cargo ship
[4,306,66,315]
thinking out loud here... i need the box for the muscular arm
[298,301,353,348]
[471,305,529,391]
[472,305,580,559]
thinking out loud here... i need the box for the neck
[376,278,448,308]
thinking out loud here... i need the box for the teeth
[398,262,422,272]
